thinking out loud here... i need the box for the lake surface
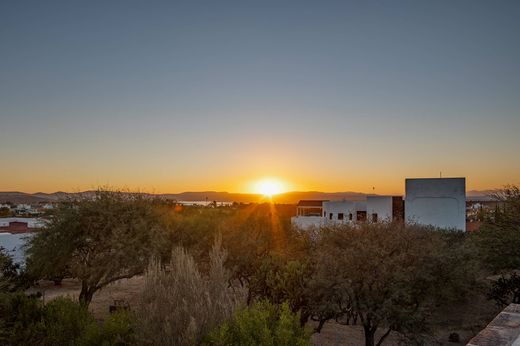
[0,232,33,265]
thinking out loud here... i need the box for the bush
[0,294,136,346]
[134,240,246,346]
[41,297,98,345]
[81,310,137,346]
[0,292,43,345]
[203,300,311,346]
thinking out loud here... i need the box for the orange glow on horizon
[252,178,288,197]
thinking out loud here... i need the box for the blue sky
[1,1,519,193]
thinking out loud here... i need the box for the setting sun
[254,178,286,197]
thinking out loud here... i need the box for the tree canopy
[311,222,476,346]
[26,190,165,305]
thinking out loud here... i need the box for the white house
[323,201,367,223]
[405,178,466,231]
[366,196,404,223]
[291,200,327,230]
[291,177,467,231]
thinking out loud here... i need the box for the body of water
[0,232,33,265]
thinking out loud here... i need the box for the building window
[372,213,378,222]
[323,211,326,217]
[329,213,333,220]
[357,211,367,222]
[349,213,353,221]
[338,213,344,220]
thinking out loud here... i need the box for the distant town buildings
[292,177,467,231]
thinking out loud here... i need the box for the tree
[488,272,520,306]
[0,247,31,292]
[203,300,311,346]
[0,294,136,346]
[311,222,476,346]
[26,190,164,306]
[248,255,313,326]
[471,185,520,272]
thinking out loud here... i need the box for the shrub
[0,294,136,346]
[0,293,43,345]
[40,297,98,346]
[134,240,246,346]
[203,300,311,346]
[81,310,137,346]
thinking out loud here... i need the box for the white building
[366,196,404,223]
[292,200,327,230]
[291,177,466,231]
[323,200,367,223]
[292,200,368,229]
[405,178,466,231]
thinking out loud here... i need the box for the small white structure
[405,178,466,231]
[292,200,327,229]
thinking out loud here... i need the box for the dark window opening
[338,213,344,220]
[372,213,378,222]
[357,211,367,222]
[329,213,333,220]
[348,213,353,221]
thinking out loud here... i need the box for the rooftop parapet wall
[405,178,466,231]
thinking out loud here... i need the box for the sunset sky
[1,1,519,195]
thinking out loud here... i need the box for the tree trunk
[300,310,310,327]
[315,319,326,333]
[79,282,96,307]
[364,325,376,346]
[376,328,392,346]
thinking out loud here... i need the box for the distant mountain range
[0,189,497,204]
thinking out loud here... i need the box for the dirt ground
[27,277,145,320]
[27,278,500,346]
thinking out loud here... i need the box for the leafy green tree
[40,297,99,346]
[470,186,520,308]
[0,294,136,346]
[26,190,165,306]
[82,309,137,346]
[488,272,520,306]
[0,247,31,292]
[0,292,43,345]
[203,301,311,346]
[471,185,520,272]
[311,222,476,346]
[248,255,312,325]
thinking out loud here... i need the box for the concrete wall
[366,196,394,222]
[322,201,367,223]
[405,178,466,231]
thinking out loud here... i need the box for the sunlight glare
[255,178,285,197]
